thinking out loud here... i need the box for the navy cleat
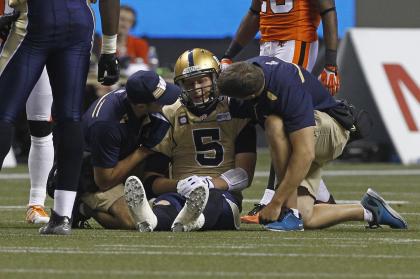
[264,209,304,232]
[39,209,72,235]
[361,188,408,229]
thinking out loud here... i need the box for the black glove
[0,11,20,41]
[97,53,120,86]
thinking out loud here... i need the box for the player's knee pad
[28,120,52,137]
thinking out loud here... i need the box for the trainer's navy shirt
[83,89,170,168]
[231,56,338,133]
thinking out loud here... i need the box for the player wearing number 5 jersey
[124,49,257,232]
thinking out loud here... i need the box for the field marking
[1,168,420,181]
[243,199,409,204]
[1,246,420,259]
[0,268,419,278]
[0,173,29,179]
[95,243,369,249]
[255,169,420,176]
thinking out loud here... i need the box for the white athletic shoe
[171,185,209,232]
[124,176,157,232]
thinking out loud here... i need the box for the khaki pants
[81,184,124,212]
[300,110,350,198]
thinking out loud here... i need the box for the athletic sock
[290,208,300,218]
[315,179,331,203]
[363,208,374,222]
[259,189,275,205]
[53,190,77,218]
[28,134,54,206]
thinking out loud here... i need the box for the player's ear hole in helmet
[174,48,221,113]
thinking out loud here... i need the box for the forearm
[94,147,152,190]
[271,151,313,206]
[225,10,259,59]
[151,177,178,195]
[319,0,338,65]
[99,0,120,35]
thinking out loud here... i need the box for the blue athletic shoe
[264,209,304,232]
[361,188,408,229]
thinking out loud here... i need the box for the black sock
[153,204,178,231]
[266,164,276,190]
[0,121,14,170]
[55,122,84,191]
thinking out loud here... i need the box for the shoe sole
[365,188,408,229]
[27,216,50,224]
[264,226,304,232]
[240,214,260,224]
[124,176,156,232]
[39,223,72,235]
[172,186,209,232]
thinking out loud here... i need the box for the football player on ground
[124,48,257,232]
[221,0,340,224]
[48,70,180,229]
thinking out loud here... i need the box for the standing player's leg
[25,67,54,224]
[0,10,47,168]
[39,41,92,234]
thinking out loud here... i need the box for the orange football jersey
[259,0,321,43]
[0,0,5,15]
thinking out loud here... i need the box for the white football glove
[176,175,207,197]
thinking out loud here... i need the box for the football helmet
[174,48,221,111]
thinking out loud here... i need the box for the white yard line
[1,247,419,259]
[255,169,420,176]
[1,168,420,180]
[243,199,409,204]
[0,268,418,278]
[0,173,29,179]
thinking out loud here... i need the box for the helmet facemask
[174,48,221,114]
[176,70,219,111]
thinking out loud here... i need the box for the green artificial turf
[1,151,419,278]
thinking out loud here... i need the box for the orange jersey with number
[259,0,321,43]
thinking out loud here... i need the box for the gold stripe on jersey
[154,99,251,180]
[0,2,27,75]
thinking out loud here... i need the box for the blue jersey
[83,89,170,168]
[237,56,338,133]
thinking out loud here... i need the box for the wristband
[224,41,244,60]
[101,34,117,54]
[325,49,337,67]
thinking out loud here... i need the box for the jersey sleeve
[139,113,171,149]
[89,122,122,168]
[150,124,173,158]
